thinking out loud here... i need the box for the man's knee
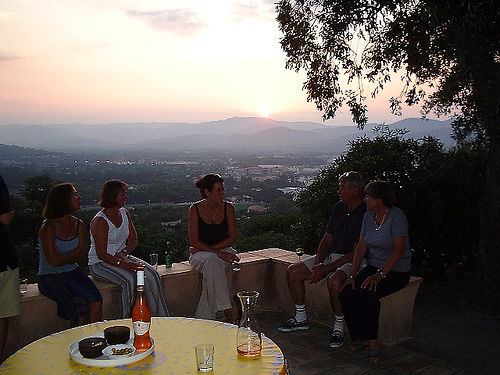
[286,262,310,282]
[327,271,347,295]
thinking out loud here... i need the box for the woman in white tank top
[88,179,169,318]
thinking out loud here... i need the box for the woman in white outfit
[88,179,169,318]
[188,174,240,323]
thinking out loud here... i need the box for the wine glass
[295,246,305,261]
[232,250,241,272]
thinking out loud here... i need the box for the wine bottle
[132,267,152,351]
[165,241,173,268]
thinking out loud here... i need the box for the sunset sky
[1,0,425,126]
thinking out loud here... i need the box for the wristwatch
[116,259,121,266]
[377,268,386,278]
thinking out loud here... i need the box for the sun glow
[260,108,270,118]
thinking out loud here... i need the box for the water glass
[149,253,158,270]
[19,278,28,296]
[295,246,305,261]
[195,344,214,372]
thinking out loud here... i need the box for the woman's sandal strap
[368,349,381,363]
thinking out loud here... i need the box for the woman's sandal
[368,348,381,364]
[347,340,368,351]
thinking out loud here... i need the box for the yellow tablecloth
[0,317,287,374]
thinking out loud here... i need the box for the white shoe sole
[278,325,309,332]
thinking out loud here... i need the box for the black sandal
[368,348,381,364]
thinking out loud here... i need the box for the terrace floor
[258,280,500,375]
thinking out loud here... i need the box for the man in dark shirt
[278,172,366,348]
[0,175,19,362]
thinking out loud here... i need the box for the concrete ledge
[4,249,422,358]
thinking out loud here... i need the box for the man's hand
[308,263,328,283]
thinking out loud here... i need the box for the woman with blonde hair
[88,179,168,318]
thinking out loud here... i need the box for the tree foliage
[277,0,499,132]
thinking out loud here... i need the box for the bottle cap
[137,269,145,286]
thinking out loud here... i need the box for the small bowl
[78,337,107,358]
[104,326,130,345]
[102,344,136,358]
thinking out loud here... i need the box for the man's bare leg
[327,270,348,347]
[285,262,312,305]
[278,262,312,332]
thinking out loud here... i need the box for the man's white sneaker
[278,317,309,332]
[329,330,344,347]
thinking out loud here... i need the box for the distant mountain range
[0,117,454,154]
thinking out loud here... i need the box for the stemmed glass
[295,246,305,261]
[232,249,241,272]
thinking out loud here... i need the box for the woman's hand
[340,276,355,292]
[120,260,143,272]
[218,251,240,263]
[116,250,128,260]
[361,273,383,291]
[189,247,201,255]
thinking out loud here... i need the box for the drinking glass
[232,250,241,272]
[149,253,158,270]
[295,246,305,261]
[195,344,214,372]
[19,278,28,296]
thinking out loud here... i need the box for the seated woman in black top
[188,174,239,323]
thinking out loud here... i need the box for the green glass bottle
[165,241,173,268]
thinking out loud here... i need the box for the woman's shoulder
[39,219,53,234]
[390,206,408,221]
[74,216,86,230]
[93,210,106,219]
[190,200,204,210]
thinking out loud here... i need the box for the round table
[0,317,287,374]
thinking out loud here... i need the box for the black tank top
[196,202,228,245]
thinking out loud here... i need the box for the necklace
[374,209,390,231]
[205,202,218,221]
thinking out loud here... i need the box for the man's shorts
[302,253,366,285]
[0,266,20,318]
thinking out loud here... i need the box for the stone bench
[379,276,423,344]
[272,255,423,344]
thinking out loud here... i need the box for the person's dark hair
[195,174,224,198]
[99,179,128,208]
[364,180,396,207]
[339,171,364,195]
[42,183,75,219]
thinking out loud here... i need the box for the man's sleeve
[325,204,337,234]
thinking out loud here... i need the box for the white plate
[102,344,136,357]
[69,334,155,367]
